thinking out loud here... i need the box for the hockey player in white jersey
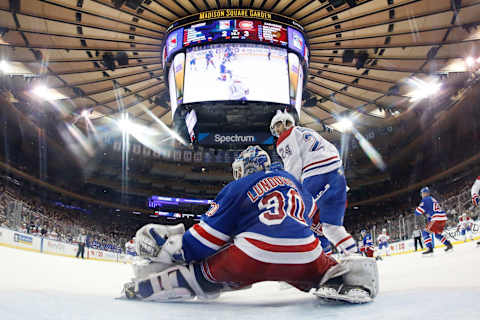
[377,229,390,257]
[457,213,473,242]
[471,176,480,246]
[270,110,357,255]
[125,238,137,262]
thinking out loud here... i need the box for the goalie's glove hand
[135,224,186,264]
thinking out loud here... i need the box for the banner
[197,132,274,146]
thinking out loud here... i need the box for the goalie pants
[197,244,338,293]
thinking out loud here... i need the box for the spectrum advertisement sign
[197,132,274,145]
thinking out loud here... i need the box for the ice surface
[0,242,479,320]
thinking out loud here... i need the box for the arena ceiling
[1,0,479,134]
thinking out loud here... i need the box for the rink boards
[0,227,127,263]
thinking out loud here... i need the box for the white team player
[377,229,390,256]
[457,213,473,242]
[125,237,137,262]
[471,176,480,246]
[270,110,357,255]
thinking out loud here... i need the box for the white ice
[0,243,479,320]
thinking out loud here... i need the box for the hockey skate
[444,243,453,252]
[422,247,434,255]
[312,255,378,304]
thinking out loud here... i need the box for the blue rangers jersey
[363,233,373,249]
[182,169,321,264]
[415,196,447,222]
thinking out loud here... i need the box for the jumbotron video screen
[183,43,290,104]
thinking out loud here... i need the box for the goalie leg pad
[313,255,379,304]
[129,264,222,301]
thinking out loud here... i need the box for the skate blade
[312,291,372,304]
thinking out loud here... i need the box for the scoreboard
[183,19,288,47]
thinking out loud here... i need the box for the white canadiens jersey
[125,240,135,253]
[472,176,480,203]
[377,233,389,243]
[458,216,472,228]
[276,126,341,182]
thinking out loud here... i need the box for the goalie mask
[270,110,295,137]
[232,145,271,180]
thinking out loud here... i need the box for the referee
[412,225,423,251]
[76,230,87,259]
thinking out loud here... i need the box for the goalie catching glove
[135,223,186,265]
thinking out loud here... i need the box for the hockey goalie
[122,146,379,304]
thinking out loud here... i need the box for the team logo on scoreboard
[293,33,304,51]
[168,33,179,52]
[219,20,231,30]
[238,20,254,30]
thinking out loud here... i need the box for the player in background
[457,213,473,242]
[270,110,357,255]
[125,238,137,262]
[205,50,215,70]
[122,146,378,304]
[415,187,453,255]
[217,60,232,82]
[360,230,374,258]
[189,56,197,71]
[471,176,480,245]
[377,228,390,257]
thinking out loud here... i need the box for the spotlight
[0,60,9,73]
[466,56,475,67]
[338,118,353,131]
[81,109,89,117]
[117,118,132,131]
[408,78,441,101]
[33,85,49,98]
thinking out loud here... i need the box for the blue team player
[360,230,374,258]
[217,60,232,81]
[205,50,215,70]
[415,187,453,255]
[122,146,378,304]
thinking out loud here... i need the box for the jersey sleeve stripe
[302,156,339,171]
[199,221,230,241]
[335,235,353,248]
[193,224,228,247]
[415,207,425,214]
[189,227,222,251]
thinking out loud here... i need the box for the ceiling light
[81,110,89,117]
[331,117,353,132]
[117,118,132,132]
[0,60,9,73]
[407,78,441,102]
[466,56,475,67]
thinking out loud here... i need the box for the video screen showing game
[183,19,287,47]
[183,43,290,104]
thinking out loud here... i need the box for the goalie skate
[313,286,372,304]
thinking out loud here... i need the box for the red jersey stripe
[193,224,227,246]
[302,156,339,171]
[245,237,319,253]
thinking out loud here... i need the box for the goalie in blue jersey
[122,146,378,304]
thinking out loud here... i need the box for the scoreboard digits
[183,19,287,47]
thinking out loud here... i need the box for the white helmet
[270,110,295,137]
[232,145,271,180]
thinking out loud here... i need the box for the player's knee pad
[132,264,219,301]
[322,223,357,254]
[340,255,379,299]
[132,258,174,280]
